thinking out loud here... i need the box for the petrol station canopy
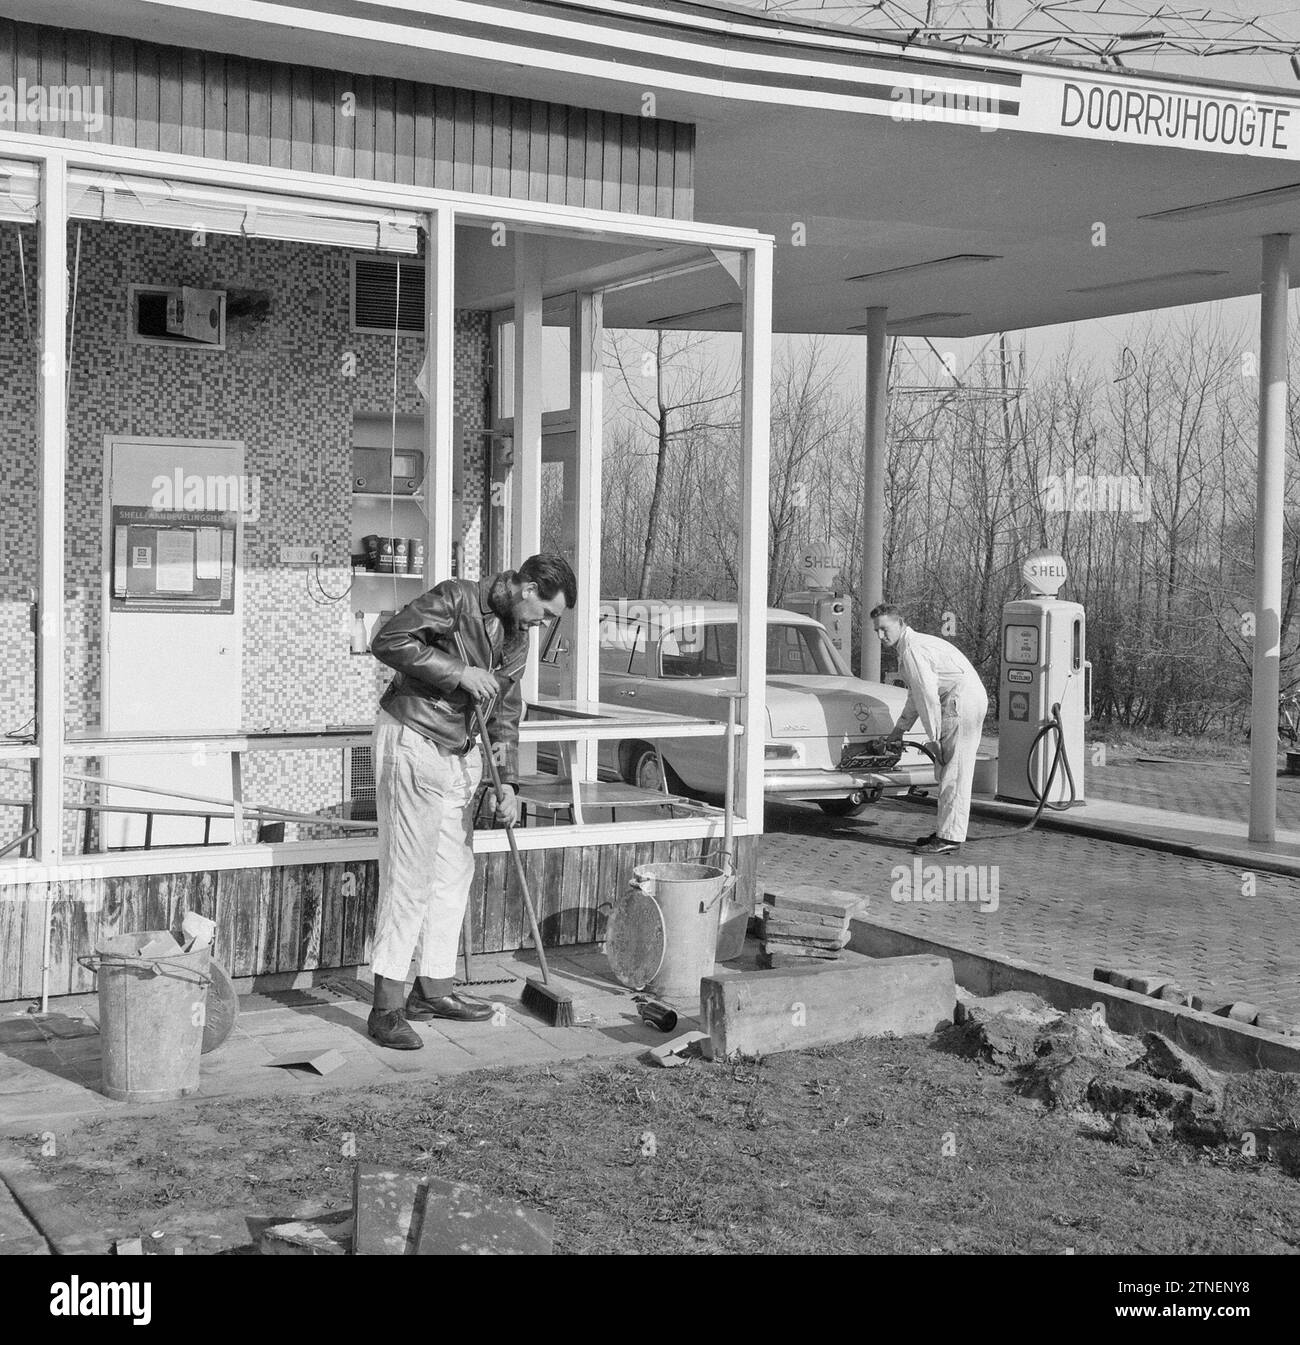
[25,0,1300,336]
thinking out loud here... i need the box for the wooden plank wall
[0,20,695,218]
[0,834,758,1001]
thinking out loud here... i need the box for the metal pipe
[1250,234,1290,843]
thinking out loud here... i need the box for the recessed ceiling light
[846,254,1001,283]
[1069,269,1228,295]
[1140,184,1300,223]
[848,312,969,331]
[648,302,741,325]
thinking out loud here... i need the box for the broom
[454,633,575,1026]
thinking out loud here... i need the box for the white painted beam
[513,233,544,713]
[574,290,604,779]
[36,153,67,868]
[425,207,456,580]
[738,241,774,824]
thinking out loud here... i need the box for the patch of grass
[8,1035,1300,1254]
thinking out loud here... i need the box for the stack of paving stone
[759,887,859,969]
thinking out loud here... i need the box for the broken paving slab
[267,1048,348,1076]
[352,1165,553,1255]
[260,1212,353,1256]
[413,1177,553,1255]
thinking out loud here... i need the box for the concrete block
[701,955,955,1058]
[1219,1002,1260,1024]
[1157,984,1189,1005]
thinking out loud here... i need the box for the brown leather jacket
[372,573,529,778]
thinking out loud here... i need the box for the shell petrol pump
[997,550,1091,808]
[781,545,852,656]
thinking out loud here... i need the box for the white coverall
[892,628,988,843]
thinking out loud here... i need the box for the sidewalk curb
[0,1156,111,1255]
[955,796,1300,879]
[848,916,1300,1075]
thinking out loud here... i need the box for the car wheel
[816,788,879,818]
[624,741,685,796]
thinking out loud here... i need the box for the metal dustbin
[80,931,212,1103]
[630,863,726,1006]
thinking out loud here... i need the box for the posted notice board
[110,505,237,613]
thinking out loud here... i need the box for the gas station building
[0,0,1297,1002]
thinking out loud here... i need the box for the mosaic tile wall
[0,224,40,847]
[0,221,491,848]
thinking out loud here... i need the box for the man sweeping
[365,554,576,1050]
[870,602,988,856]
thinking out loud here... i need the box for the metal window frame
[0,129,774,884]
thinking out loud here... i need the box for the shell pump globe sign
[799,545,841,590]
[1022,551,1068,598]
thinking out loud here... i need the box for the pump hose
[912,702,1076,842]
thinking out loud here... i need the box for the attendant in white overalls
[870,603,989,854]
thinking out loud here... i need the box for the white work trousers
[370,708,483,982]
[936,677,989,844]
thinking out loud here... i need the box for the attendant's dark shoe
[367,1007,423,1050]
[913,836,960,855]
[913,832,936,847]
[405,990,495,1023]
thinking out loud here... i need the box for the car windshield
[659,622,849,678]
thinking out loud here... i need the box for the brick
[1103,967,1158,991]
[761,929,850,949]
[701,956,955,1058]
[1124,973,1170,996]
[412,1177,553,1255]
[1218,1002,1260,1024]
[1157,984,1189,1005]
[260,1213,352,1256]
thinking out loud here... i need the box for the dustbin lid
[604,887,666,991]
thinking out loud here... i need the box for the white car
[554,600,937,817]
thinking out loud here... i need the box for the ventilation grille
[352,258,425,334]
[345,745,376,821]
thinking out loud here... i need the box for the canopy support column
[1249,233,1290,844]
[860,306,888,681]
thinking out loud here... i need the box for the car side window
[659,623,730,677]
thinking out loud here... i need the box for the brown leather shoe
[367,1007,423,1049]
[405,990,494,1023]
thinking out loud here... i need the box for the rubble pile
[947,990,1300,1172]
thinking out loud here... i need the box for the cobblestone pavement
[1086,757,1300,830]
[757,795,1300,1025]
